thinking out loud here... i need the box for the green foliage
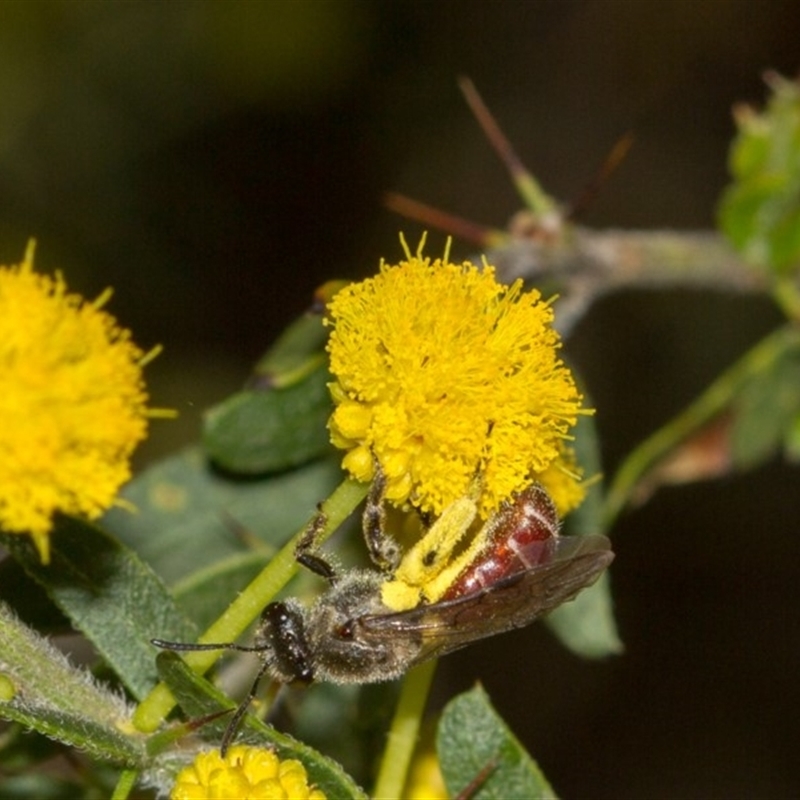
[438,686,557,799]
[203,362,333,475]
[546,571,620,658]
[103,445,343,588]
[730,326,800,468]
[1,519,195,701]
[6,73,800,800]
[149,652,368,799]
[551,402,622,658]
[0,601,144,766]
[604,324,800,527]
[719,73,800,275]
[203,311,334,474]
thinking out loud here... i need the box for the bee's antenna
[151,638,268,654]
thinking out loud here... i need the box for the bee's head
[257,601,315,684]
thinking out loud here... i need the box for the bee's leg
[294,503,339,583]
[220,658,273,756]
[362,465,401,572]
[381,494,478,607]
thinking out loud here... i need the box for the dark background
[2,2,798,797]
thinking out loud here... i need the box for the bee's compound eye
[264,601,315,683]
[265,603,290,627]
[334,620,355,640]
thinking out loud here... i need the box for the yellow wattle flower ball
[0,241,158,562]
[170,745,326,800]
[325,236,590,519]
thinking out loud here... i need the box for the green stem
[110,769,138,800]
[372,659,438,800]
[132,477,368,733]
[603,323,800,529]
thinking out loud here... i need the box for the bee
[153,481,613,752]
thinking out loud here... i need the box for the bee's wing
[360,534,613,663]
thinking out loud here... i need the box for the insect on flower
[153,480,613,753]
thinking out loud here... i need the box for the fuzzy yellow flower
[0,241,157,562]
[170,745,325,800]
[326,236,588,519]
[536,443,590,517]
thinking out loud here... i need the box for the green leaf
[730,114,771,177]
[203,362,334,475]
[0,600,144,766]
[0,557,68,633]
[730,329,800,468]
[603,325,800,526]
[171,551,271,632]
[549,395,622,658]
[437,685,557,800]
[1,519,196,701]
[202,307,337,474]
[149,652,368,800]
[293,681,398,787]
[783,412,800,461]
[103,447,343,589]
[718,73,800,275]
[567,383,605,535]
[546,572,622,658]
[250,309,331,386]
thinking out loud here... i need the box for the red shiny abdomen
[442,484,559,600]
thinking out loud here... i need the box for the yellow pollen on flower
[533,444,589,516]
[170,745,326,800]
[325,235,589,518]
[0,241,155,562]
